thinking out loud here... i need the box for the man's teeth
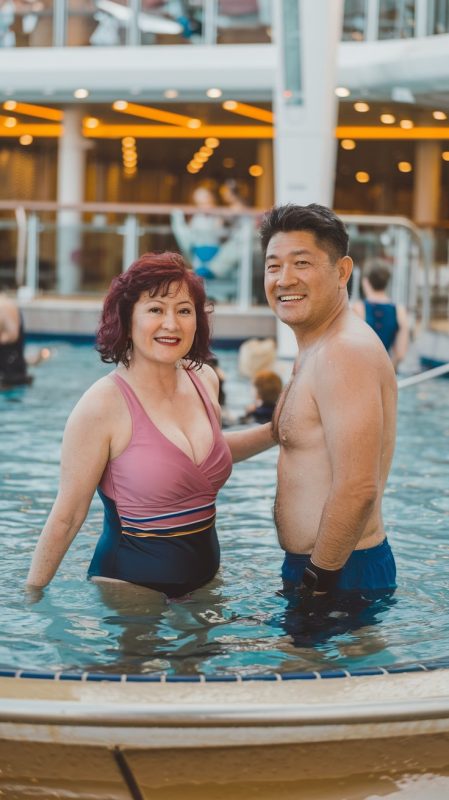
[279,295,305,301]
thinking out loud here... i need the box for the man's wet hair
[260,203,349,262]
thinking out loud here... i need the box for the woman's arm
[224,422,276,463]
[26,385,112,588]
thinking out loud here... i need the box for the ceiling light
[398,161,412,173]
[74,89,89,99]
[187,118,201,129]
[354,102,369,113]
[19,134,33,145]
[223,100,237,111]
[380,114,396,124]
[442,151,449,162]
[400,119,414,129]
[249,164,263,177]
[164,89,178,99]
[4,117,17,128]
[3,100,16,111]
[205,137,220,148]
[433,110,447,120]
[341,139,356,150]
[200,146,213,156]
[122,136,136,147]
[335,87,350,98]
[355,171,370,183]
[84,117,99,129]
[206,88,222,99]
[113,100,128,111]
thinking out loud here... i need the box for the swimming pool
[1,341,449,679]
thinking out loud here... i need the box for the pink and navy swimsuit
[88,371,233,596]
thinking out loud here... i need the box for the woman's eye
[148,307,161,313]
[179,308,192,315]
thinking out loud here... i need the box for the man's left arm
[305,343,384,594]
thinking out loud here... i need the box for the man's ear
[338,255,353,288]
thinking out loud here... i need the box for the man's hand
[300,559,343,598]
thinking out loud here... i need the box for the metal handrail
[398,362,449,388]
[1,695,449,728]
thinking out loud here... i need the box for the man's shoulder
[317,321,392,374]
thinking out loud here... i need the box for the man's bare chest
[273,376,319,448]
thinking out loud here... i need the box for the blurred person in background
[239,369,283,425]
[352,263,409,372]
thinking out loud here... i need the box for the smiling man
[260,203,398,605]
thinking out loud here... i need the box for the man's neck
[293,296,349,350]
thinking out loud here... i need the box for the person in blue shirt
[353,264,409,371]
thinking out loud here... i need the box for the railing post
[14,206,27,288]
[237,217,253,309]
[122,214,139,272]
[25,213,39,298]
[203,0,218,44]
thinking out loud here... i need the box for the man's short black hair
[260,203,349,262]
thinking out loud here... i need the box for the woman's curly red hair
[96,252,212,368]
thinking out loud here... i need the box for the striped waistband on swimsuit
[120,502,216,538]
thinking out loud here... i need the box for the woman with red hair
[27,252,274,597]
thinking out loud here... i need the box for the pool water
[1,341,449,677]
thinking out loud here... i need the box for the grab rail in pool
[2,696,449,727]
[398,361,449,388]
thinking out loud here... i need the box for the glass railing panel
[2,205,264,306]
[0,0,53,47]
[0,218,18,287]
[342,218,421,331]
[378,0,416,39]
[342,0,368,41]
[216,0,272,44]
[67,0,126,47]
[428,0,449,34]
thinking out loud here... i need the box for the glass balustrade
[4,203,449,334]
[0,0,272,47]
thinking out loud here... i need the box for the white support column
[271,0,344,356]
[272,0,343,207]
[57,107,86,294]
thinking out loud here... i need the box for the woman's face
[129,281,197,367]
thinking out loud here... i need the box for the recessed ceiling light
[335,87,350,98]
[3,100,16,111]
[113,100,128,111]
[19,134,33,145]
[249,164,263,177]
[442,151,449,162]
[398,161,412,173]
[341,139,356,150]
[205,137,220,148]
[355,171,370,183]
[380,113,396,124]
[73,88,89,99]
[4,117,17,128]
[206,88,222,98]
[354,102,369,112]
[433,110,447,120]
[187,118,201,129]
[164,89,178,99]
[400,119,414,129]
[223,100,237,111]
[84,117,100,129]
